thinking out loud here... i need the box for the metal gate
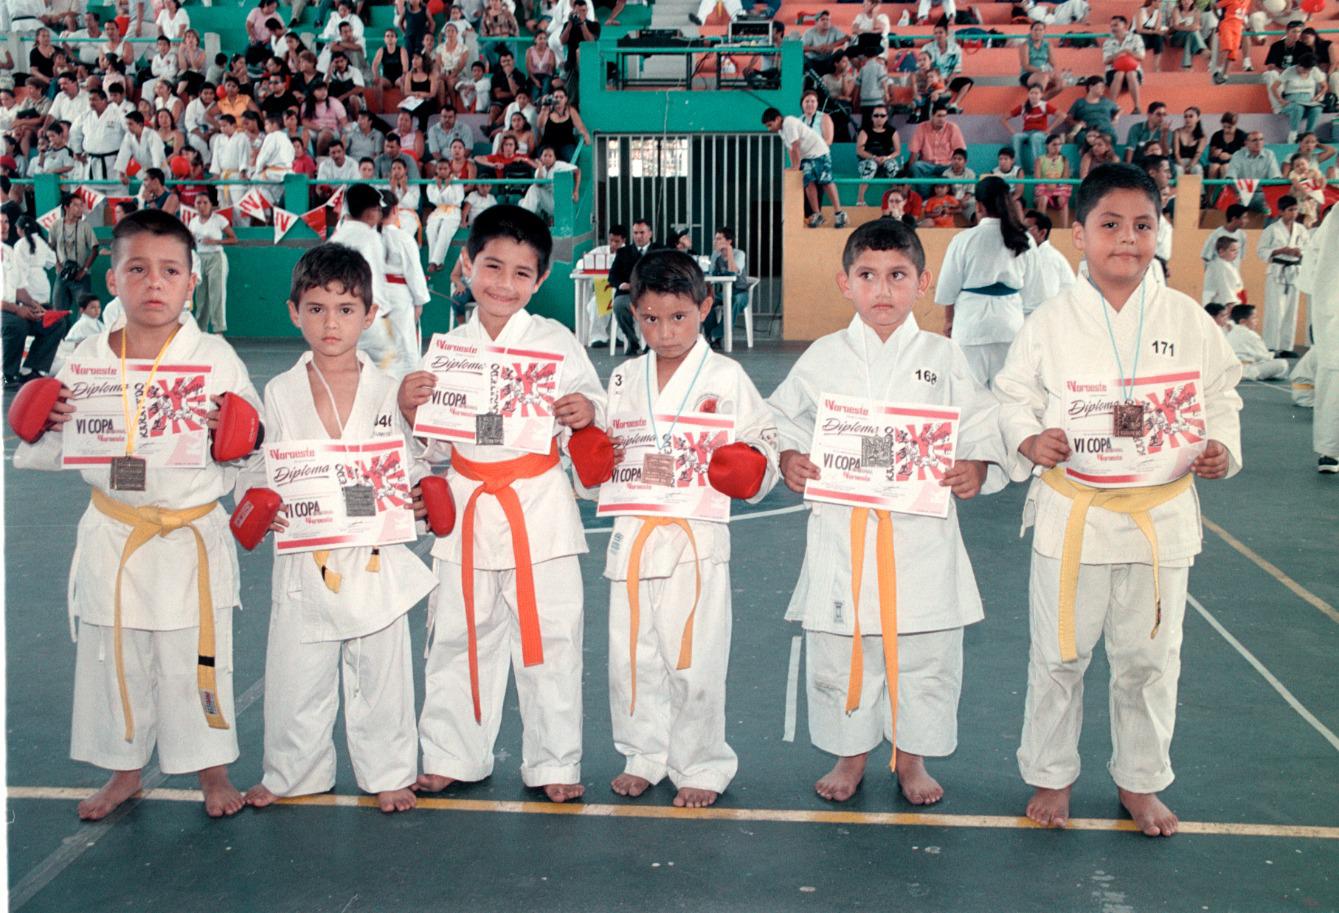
[594,132,784,332]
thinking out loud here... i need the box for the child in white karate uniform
[994,164,1243,837]
[1201,236,1245,306]
[1226,303,1289,380]
[398,205,605,802]
[50,293,104,375]
[239,244,438,814]
[14,210,263,821]
[768,219,1007,805]
[425,158,465,273]
[589,250,779,808]
[1256,194,1308,355]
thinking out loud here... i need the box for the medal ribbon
[1090,274,1146,405]
[645,344,710,454]
[118,325,181,457]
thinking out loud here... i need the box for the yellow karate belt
[624,517,700,715]
[90,489,228,742]
[1040,467,1193,664]
[310,548,382,593]
[846,507,900,772]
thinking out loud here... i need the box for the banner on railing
[36,206,61,232]
[1234,179,1259,200]
[178,204,198,227]
[236,187,271,222]
[75,186,105,211]
[273,206,297,242]
[300,205,328,240]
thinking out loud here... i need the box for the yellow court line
[9,786,1339,841]
[1204,516,1339,626]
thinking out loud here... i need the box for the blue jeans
[703,290,748,343]
[1011,131,1047,172]
[909,160,948,178]
[1282,93,1321,135]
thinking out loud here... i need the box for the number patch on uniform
[374,413,394,428]
[1151,340,1175,356]
[915,369,938,385]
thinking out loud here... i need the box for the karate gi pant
[1241,358,1288,381]
[960,342,1011,389]
[806,627,962,759]
[71,608,238,775]
[425,208,462,268]
[608,560,737,794]
[1263,275,1300,352]
[420,556,584,786]
[194,251,227,333]
[1315,364,1339,458]
[1017,552,1188,794]
[382,285,421,379]
[260,612,417,797]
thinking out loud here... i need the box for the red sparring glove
[212,392,263,462]
[7,376,64,443]
[230,487,282,551]
[567,425,616,487]
[707,442,768,500]
[40,309,70,329]
[419,475,456,536]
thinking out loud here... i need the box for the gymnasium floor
[4,338,1337,913]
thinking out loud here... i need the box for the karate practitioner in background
[936,177,1042,388]
[994,164,1243,837]
[397,206,607,803]
[1257,194,1308,356]
[425,158,465,274]
[1227,303,1289,380]
[768,218,1007,806]
[586,250,780,809]
[330,184,398,372]
[1298,207,1339,473]
[380,194,429,378]
[13,210,263,821]
[239,244,437,814]
[1023,209,1076,310]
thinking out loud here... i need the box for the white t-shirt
[189,213,230,254]
[779,115,830,161]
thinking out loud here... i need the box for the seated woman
[473,132,536,203]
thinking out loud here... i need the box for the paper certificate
[596,411,735,521]
[1061,370,1207,487]
[412,334,565,454]
[265,438,417,554]
[803,393,960,519]
[61,360,213,468]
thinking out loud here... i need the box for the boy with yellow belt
[994,164,1243,837]
[11,209,264,820]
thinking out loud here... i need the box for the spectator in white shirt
[1103,15,1146,114]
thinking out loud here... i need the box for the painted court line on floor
[1188,593,1339,753]
[1202,517,1339,626]
[7,786,1339,841]
[8,676,267,911]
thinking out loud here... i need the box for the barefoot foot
[199,766,245,818]
[672,787,719,808]
[815,753,867,802]
[378,787,417,813]
[894,752,943,805]
[611,773,652,798]
[413,773,456,793]
[543,782,585,803]
[1025,785,1072,828]
[1118,788,1179,837]
[77,770,142,820]
[244,784,279,808]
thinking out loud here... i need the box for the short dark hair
[998,146,1015,159]
[841,217,925,273]
[1215,235,1239,253]
[761,107,783,125]
[1025,209,1052,236]
[79,293,101,311]
[466,204,553,275]
[1073,163,1160,225]
[1225,203,1248,220]
[630,249,708,306]
[1205,303,1227,320]
[111,207,195,265]
[1230,303,1255,323]
[715,225,735,243]
[346,183,383,219]
[144,167,166,184]
[609,223,628,240]
[1278,194,1299,211]
[289,242,374,311]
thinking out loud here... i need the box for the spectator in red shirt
[1001,84,1060,172]
[907,103,966,177]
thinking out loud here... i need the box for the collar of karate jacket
[465,301,536,346]
[643,334,710,409]
[100,299,203,353]
[843,307,919,365]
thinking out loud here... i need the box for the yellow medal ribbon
[118,324,181,457]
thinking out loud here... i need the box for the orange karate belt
[451,440,560,722]
[90,488,228,742]
[1040,466,1192,663]
[845,507,901,772]
[623,517,700,715]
